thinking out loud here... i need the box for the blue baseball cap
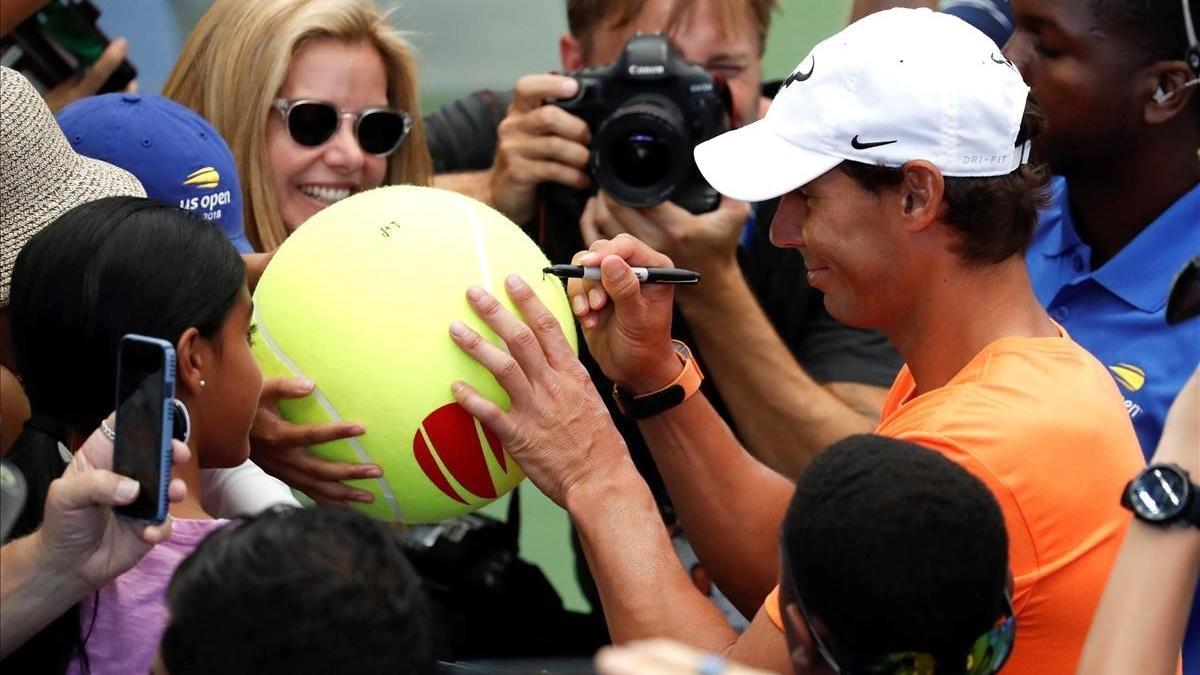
[56,93,254,253]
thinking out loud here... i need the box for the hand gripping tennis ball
[250,186,577,522]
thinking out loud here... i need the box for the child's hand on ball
[449,275,630,507]
[249,377,381,505]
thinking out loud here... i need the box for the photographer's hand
[569,235,682,394]
[487,74,592,223]
[580,192,749,278]
[42,38,137,114]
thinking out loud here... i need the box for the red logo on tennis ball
[412,403,507,504]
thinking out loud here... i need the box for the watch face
[1130,466,1190,522]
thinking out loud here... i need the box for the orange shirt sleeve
[763,585,784,631]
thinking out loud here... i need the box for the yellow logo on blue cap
[1108,363,1146,392]
[183,166,220,189]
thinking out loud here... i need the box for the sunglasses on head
[272,98,412,156]
[788,574,1016,675]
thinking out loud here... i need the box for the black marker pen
[543,265,701,285]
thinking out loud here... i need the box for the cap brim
[694,120,843,203]
[226,232,255,254]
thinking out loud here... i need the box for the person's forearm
[567,460,739,648]
[433,171,493,206]
[677,263,876,478]
[1079,368,1199,674]
[1076,525,1200,675]
[0,532,91,657]
[635,390,794,617]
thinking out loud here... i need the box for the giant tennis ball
[250,186,577,522]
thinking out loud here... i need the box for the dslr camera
[555,33,731,214]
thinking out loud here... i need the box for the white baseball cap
[694,8,1032,203]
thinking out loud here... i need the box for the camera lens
[591,96,692,208]
[611,133,671,188]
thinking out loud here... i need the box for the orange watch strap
[613,340,704,419]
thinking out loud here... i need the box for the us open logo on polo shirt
[1108,363,1146,419]
[179,166,233,223]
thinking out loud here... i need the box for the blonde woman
[164,0,432,252]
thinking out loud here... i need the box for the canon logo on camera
[628,64,666,76]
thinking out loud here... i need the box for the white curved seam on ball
[463,195,493,295]
[461,194,513,355]
[253,309,403,521]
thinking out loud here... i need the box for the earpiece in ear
[1155,78,1200,104]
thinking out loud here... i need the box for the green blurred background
[117,0,854,114]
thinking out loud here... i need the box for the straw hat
[0,66,146,307]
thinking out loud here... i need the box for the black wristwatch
[1120,463,1200,529]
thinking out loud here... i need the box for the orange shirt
[764,333,1144,675]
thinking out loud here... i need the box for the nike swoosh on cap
[850,135,898,150]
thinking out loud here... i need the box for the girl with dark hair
[4,196,264,674]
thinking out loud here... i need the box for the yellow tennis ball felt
[251,186,577,522]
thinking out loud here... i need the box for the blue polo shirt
[1027,177,1200,458]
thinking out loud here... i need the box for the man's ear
[1145,60,1198,125]
[898,160,944,234]
[783,602,824,671]
[175,327,210,398]
[559,32,585,72]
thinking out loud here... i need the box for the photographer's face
[266,38,389,233]
[564,0,764,127]
[770,169,907,330]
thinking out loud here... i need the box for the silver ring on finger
[99,419,117,442]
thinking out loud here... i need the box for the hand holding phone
[113,335,175,523]
[4,1,136,90]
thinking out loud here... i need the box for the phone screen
[113,338,171,522]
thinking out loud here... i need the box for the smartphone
[1,0,136,94]
[113,335,176,523]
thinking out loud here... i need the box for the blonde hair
[164,0,432,251]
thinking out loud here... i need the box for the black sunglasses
[272,98,412,156]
